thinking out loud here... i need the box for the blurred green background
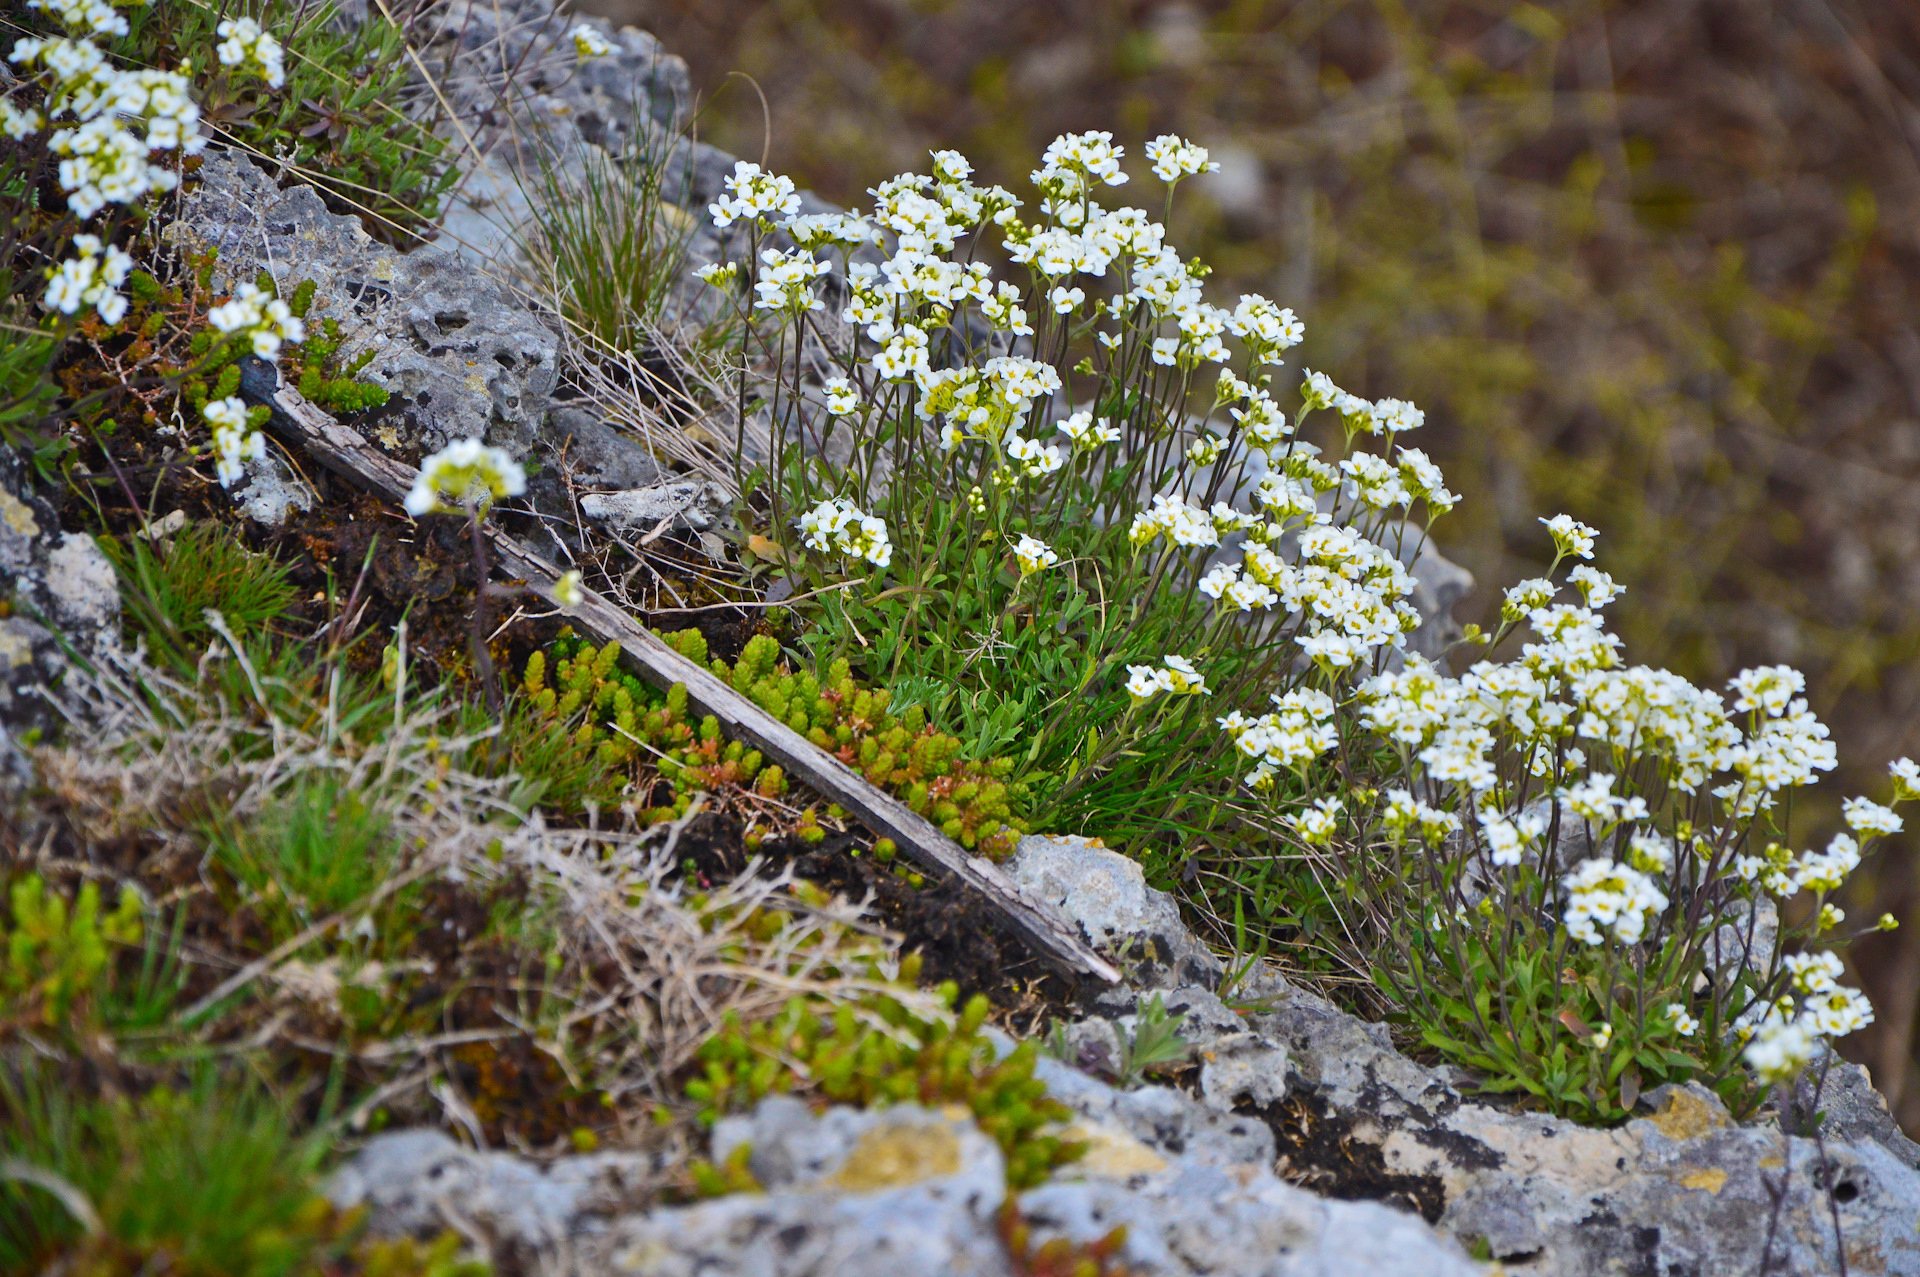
[574,0,1920,1129]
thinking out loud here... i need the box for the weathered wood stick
[243,363,1121,985]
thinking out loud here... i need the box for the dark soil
[668,813,1080,1032]
[1246,1090,1450,1224]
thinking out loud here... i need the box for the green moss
[685,979,1084,1191]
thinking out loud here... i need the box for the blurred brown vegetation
[576,0,1920,1129]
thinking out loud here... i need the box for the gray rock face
[326,1127,661,1266]
[424,0,693,271]
[164,151,561,460]
[0,451,119,788]
[1005,835,1224,990]
[1016,831,1920,1274]
[1254,982,1920,1274]
[584,1101,1011,1277]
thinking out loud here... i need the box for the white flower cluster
[1742,950,1876,1084]
[42,231,131,323]
[798,497,892,570]
[207,281,305,362]
[1219,689,1337,788]
[1561,856,1669,946]
[753,247,831,314]
[707,160,801,230]
[1125,655,1208,703]
[215,17,286,89]
[404,439,528,516]
[1144,133,1220,183]
[203,396,266,487]
[10,32,205,218]
[26,0,130,38]
[1013,534,1057,577]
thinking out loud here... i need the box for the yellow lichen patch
[1647,1087,1730,1143]
[1678,1167,1728,1193]
[0,628,31,670]
[823,1123,962,1193]
[0,488,39,537]
[1063,1121,1168,1179]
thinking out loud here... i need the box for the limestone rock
[578,1103,1011,1277]
[1249,979,1920,1273]
[164,151,560,460]
[547,405,668,490]
[326,1127,660,1264]
[1017,1167,1482,1277]
[1005,835,1223,989]
[0,449,119,789]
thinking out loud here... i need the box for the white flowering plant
[695,134,1454,832]
[1283,537,1912,1122]
[689,130,1901,1121]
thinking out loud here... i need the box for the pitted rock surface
[0,450,119,790]
[1005,835,1224,990]
[165,151,560,460]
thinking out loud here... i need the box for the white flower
[1478,809,1533,867]
[27,0,129,38]
[1804,986,1874,1038]
[1890,756,1920,802]
[1784,950,1845,995]
[552,570,584,608]
[1198,563,1237,600]
[1223,577,1277,612]
[1793,832,1860,893]
[1031,130,1129,197]
[1160,655,1207,695]
[693,261,738,287]
[1567,564,1621,608]
[1125,665,1163,703]
[1540,513,1598,560]
[1561,857,1669,946]
[203,396,264,488]
[1727,665,1804,716]
[1843,795,1903,837]
[206,282,305,362]
[216,17,286,88]
[1226,294,1303,361]
[569,22,613,58]
[1370,398,1424,433]
[1501,577,1557,621]
[1013,534,1057,577]
[1048,284,1085,314]
[404,439,527,516]
[42,232,131,323]
[822,377,860,415]
[1144,134,1220,183]
[1744,1016,1816,1084]
[1290,796,1344,846]
[1,99,43,139]
[1665,1004,1698,1037]
[1005,433,1064,477]
[797,497,892,570]
[1300,369,1342,411]
[753,246,830,313]
[930,149,972,183]
[708,160,800,229]
[1588,1022,1613,1050]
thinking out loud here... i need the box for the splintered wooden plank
[243,364,1121,985]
